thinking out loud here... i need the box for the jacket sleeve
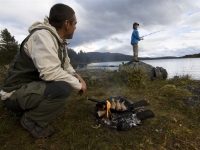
[24,30,82,91]
[63,53,76,75]
[131,32,134,44]
[134,30,141,41]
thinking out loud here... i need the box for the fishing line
[141,30,164,38]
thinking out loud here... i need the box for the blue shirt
[131,29,140,44]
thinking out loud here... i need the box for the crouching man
[0,3,86,138]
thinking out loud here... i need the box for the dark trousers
[4,81,72,127]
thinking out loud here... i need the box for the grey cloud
[0,0,199,58]
[93,41,200,58]
[96,46,111,53]
[96,43,133,55]
[70,0,197,47]
[140,46,200,57]
[110,37,124,43]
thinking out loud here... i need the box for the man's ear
[64,20,70,29]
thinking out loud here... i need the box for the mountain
[85,52,178,62]
[85,52,132,62]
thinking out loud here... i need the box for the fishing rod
[141,30,164,38]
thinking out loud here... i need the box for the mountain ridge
[85,52,179,62]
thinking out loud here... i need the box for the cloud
[70,0,197,43]
[110,37,124,43]
[0,0,200,57]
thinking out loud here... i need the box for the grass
[0,65,200,150]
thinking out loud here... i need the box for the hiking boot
[20,113,35,132]
[31,124,54,139]
[136,109,155,120]
[21,113,54,138]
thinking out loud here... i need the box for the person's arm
[24,30,82,90]
[63,50,87,95]
[131,32,134,44]
[135,30,141,41]
[74,73,87,95]
[63,53,76,75]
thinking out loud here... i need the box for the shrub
[160,84,192,99]
[108,65,149,88]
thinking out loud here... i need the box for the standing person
[131,22,143,62]
[0,3,87,138]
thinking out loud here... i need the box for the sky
[0,0,200,57]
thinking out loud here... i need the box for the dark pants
[4,81,72,127]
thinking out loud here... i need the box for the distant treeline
[67,50,134,63]
[180,53,200,58]
[0,29,19,65]
[67,48,90,63]
[67,50,181,63]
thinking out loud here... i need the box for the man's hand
[75,73,87,96]
[140,37,144,40]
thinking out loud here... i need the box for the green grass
[0,66,200,150]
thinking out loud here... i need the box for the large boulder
[119,61,168,80]
[75,61,168,80]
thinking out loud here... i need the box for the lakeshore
[0,64,200,149]
[74,58,200,80]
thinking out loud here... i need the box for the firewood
[111,98,116,109]
[121,101,127,111]
[115,100,121,111]
[97,110,106,117]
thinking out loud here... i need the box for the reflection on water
[143,58,200,79]
[74,58,200,80]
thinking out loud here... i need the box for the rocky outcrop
[76,61,168,81]
[119,61,168,80]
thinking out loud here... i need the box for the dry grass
[0,65,200,150]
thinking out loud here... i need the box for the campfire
[106,100,111,118]
[88,96,155,131]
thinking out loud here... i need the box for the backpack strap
[20,28,66,69]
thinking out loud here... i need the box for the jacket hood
[28,16,64,43]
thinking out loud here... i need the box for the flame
[106,100,111,118]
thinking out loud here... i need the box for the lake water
[85,58,200,80]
